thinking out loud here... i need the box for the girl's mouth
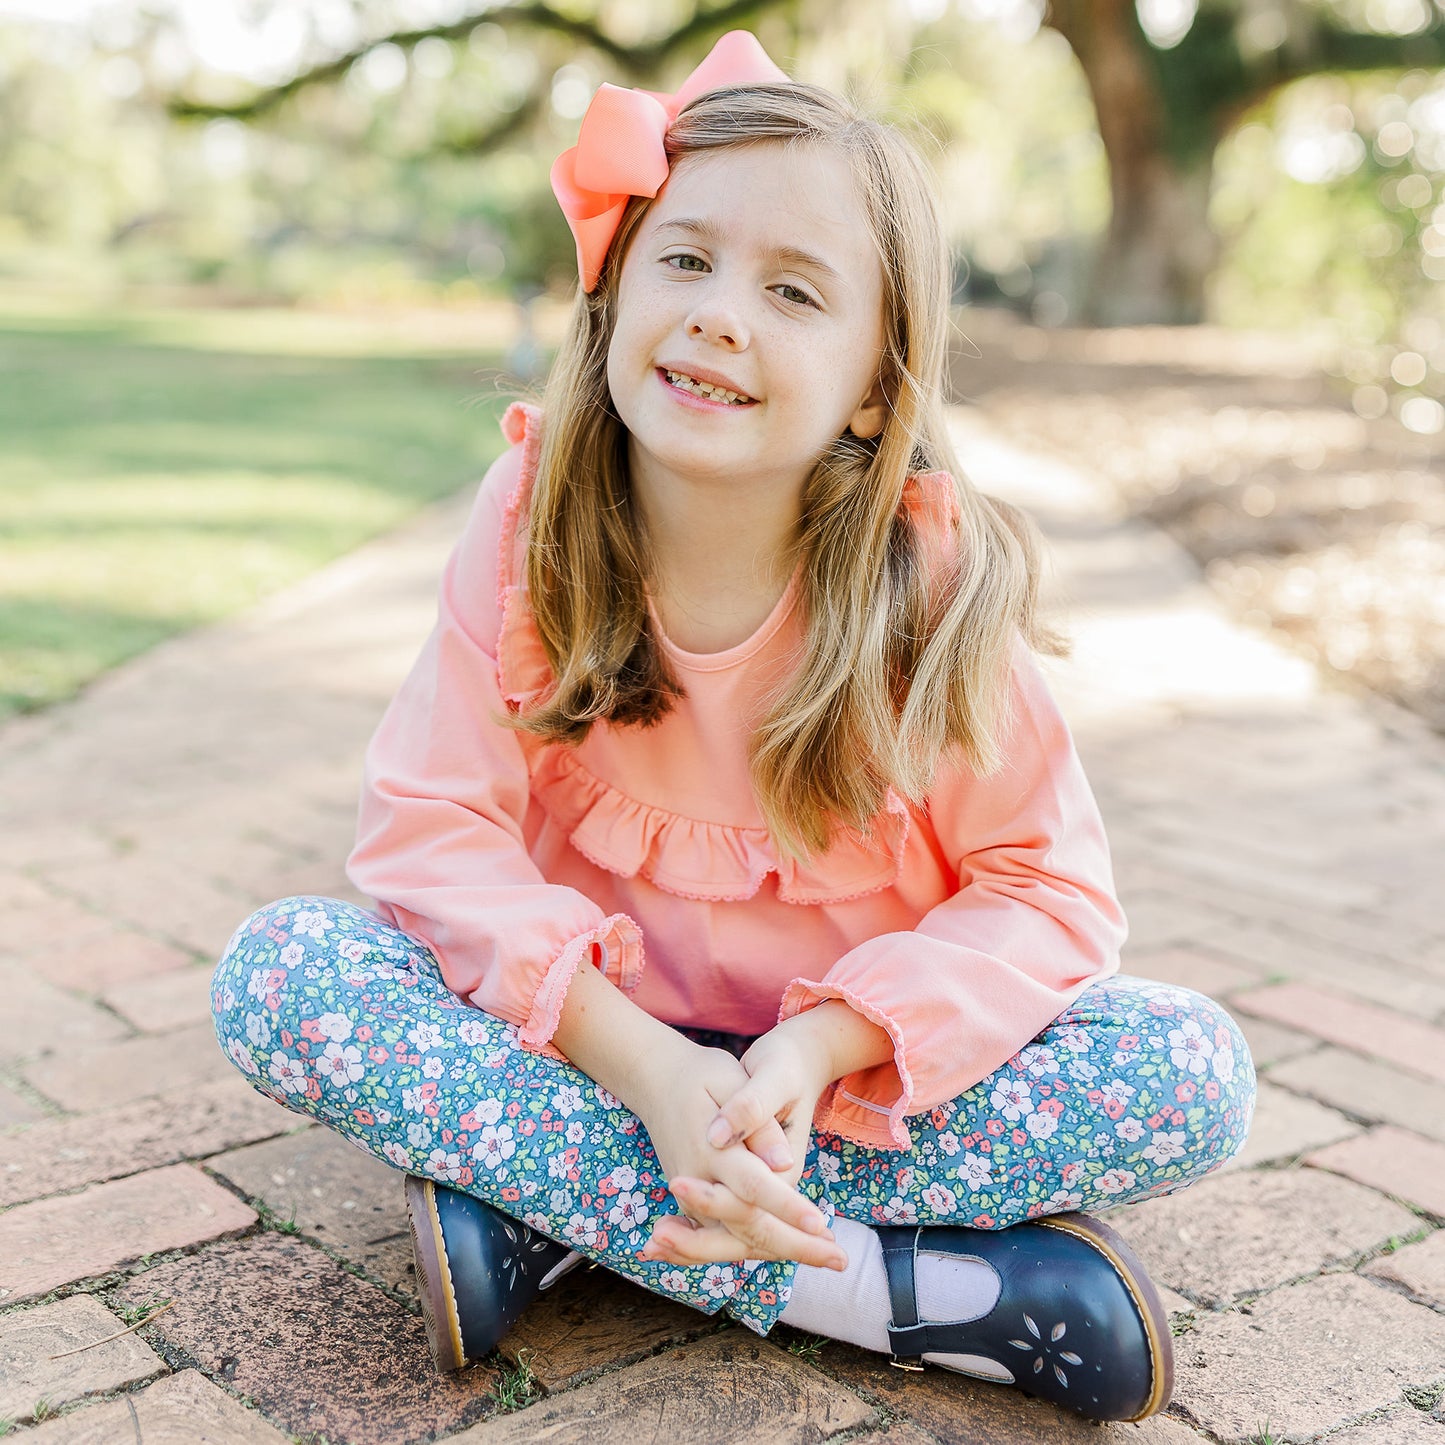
[660,368,756,406]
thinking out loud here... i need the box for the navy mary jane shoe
[404,1175,579,1372]
[876,1212,1173,1422]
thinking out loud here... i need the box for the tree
[1044,0,1445,322]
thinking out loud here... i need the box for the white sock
[779,1216,1009,1379]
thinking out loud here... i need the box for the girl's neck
[632,463,803,656]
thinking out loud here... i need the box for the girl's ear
[846,375,890,440]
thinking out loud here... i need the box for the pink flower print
[318,1042,365,1086]
[227,1037,259,1075]
[607,1190,649,1232]
[895,1166,917,1193]
[990,1078,1034,1122]
[473,1124,516,1170]
[1168,1019,1214,1076]
[1142,1130,1187,1166]
[268,1050,307,1094]
[427,1147,464,1182]
[383,1141,411,1169]
[1095,1168,1138,1195]
[279,943,305,969]
[955,1151,995,1188]
[922,1182,958,1214]
[702,1264,740,1299]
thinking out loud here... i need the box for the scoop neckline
[649,565,803,672]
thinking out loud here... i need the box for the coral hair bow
[550,30,788,292]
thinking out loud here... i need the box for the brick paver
[1307,1126,1445,1217]
[2,348,1443,1442]
[0,1295,164,1420]
[0,1165,257,1304]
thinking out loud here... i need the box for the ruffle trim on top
[514,911,644,1057]
[492,400,937,907]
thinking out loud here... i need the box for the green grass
[0,300,512,717]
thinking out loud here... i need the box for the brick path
[1,379,1443,1442]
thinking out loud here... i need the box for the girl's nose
[685,295,750,350]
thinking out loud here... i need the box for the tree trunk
[1046,0,1217,324]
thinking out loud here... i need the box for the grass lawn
[0,299,517,718]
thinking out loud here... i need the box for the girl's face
[606,142,888,504]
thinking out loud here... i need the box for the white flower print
[1114,1117,1145,1143]
[659,1268,688,1292]
[315,1012,353,1043]
[1142,1130,1187,1166]
[279,943,305,969]
[936,1130,961,1157]
[604,1164,638,1192]
[523,1211,550,1231]
[921,1182,957,1214]
[457,1017,488,1047]
[268,1050,307,1094]
[563,1212,603,1249]
[875,1195,919,1224]
[817,1154,842,1185]
[383,1141,411,1169]
[565,1122,587,1145]
[291,908,331,939]
[427,1148,464,1182]
[549,1188,572,1214]
[227,1037,259,1075]
[470,1097,504,1128]
[1095,1168,1138,1195]
[318,1042,364,1086]
[484,1048,510,1069]
[1213,1042,1236,1084]
[1057,1027,1092,1053]
[473,1124,516,1170]
[895,1166,917,1194]
[1168,1019,1215,1077]
[552,1084,584,1118]
[702,1264,739,1299]
[244,1012,271,1048]
[337,938,368,964]
[1025,1110,1059,1141]
[408,1021,443,1053]
[421,1056,445,1080]
[547,1152,573,1181]
[1049,1188,1083,1210]
[1100,1079,1136,1108]
[1017,1043,1059,1077]
[1066,1059,1099,1085]
[956,1151,994,1188]
[990,1078,1034,1122]
[594,1084,620,1109]
[246,970,275,1003]
[406,1121,430,1148]
[402,1085,429,1113]
[372,1108,392,1126]
[607,1190,649,1231]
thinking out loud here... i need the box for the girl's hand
[632,1036,845,1271]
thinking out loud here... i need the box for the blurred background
[1,0,1441,731]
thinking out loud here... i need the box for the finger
[713,1151,829,1236]
[644,1197,848,1270]
[673,1177,840,1260]
[741,1116,793,1171]
[706,1084,778,1151]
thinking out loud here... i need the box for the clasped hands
[634,1017,850,1273]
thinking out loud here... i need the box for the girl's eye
[777,283,817,307]
[666,253,708,272]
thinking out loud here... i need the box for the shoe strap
[876,1225,925,1363]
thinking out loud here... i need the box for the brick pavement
[1,380,1443,1442]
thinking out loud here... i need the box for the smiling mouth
[662,369,755,405]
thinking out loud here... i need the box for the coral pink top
[348,403,1125,1150]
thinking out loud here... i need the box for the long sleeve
[346,443,643,1054]
[778,646,1125,1149]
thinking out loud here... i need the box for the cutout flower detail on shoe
[496,1216,558,1293]
[1009,1315,1084,1386]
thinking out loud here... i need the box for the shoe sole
[1036,1211,1174,1420]
[404,1175,467,1373]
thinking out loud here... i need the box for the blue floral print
[212,896,1255,1336]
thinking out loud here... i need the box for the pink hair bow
[550,30,788,292]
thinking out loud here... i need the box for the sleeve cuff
[504,913,644,1057]
[778,979,915,1151]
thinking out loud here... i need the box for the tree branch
[168,0,786,122]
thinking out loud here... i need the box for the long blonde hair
[518,82,1058,857]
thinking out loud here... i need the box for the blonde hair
[519,82,1058,857]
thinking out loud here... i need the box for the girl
[213,31,1253,1425]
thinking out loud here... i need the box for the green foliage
[0,300,506,716]
[489,1351,541,1412]
[115,1294,173,1327]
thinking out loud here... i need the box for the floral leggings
[212,896,1255,1336]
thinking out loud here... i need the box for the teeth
[665,370,751,404]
